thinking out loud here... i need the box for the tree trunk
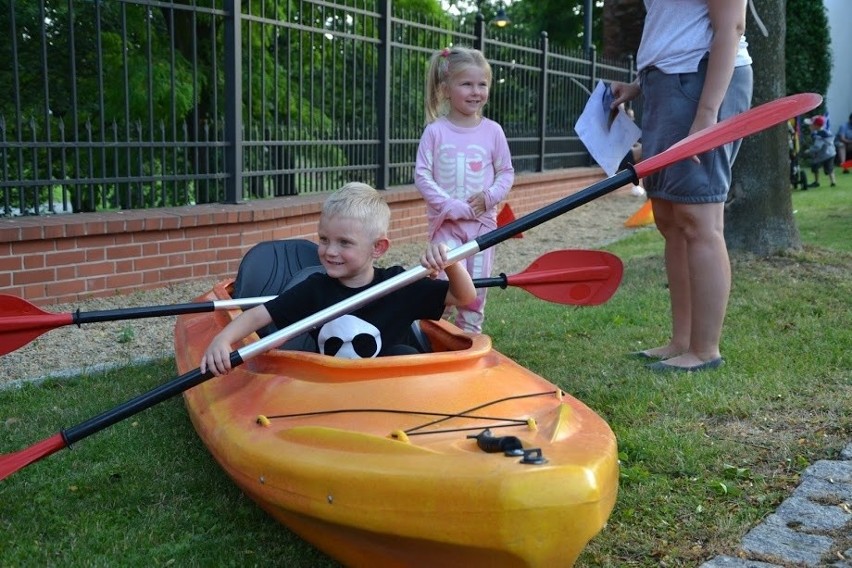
[725,0,801,254]
[602,0,645,60]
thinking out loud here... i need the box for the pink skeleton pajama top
[414,116,515,333]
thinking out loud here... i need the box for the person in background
[610,0,753,373]
[835,112,852,174]
[414,46,515,334]
[200,182,476,375]
[803,115,837,188]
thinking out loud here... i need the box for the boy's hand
[420,242,451,278]
[200,338,234,376]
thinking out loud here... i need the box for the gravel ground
[0,189,647,387]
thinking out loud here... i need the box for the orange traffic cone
[497,203,523,238]
[624,200,654,228]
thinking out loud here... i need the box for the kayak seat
[232,239,321,352]
[231,239,430,354]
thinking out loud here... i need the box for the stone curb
[700,444,852,567]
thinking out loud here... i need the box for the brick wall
[0,168,605,306]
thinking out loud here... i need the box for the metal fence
[0,0,635,217]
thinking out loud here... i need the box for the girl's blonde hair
[423,46,492,124]
[321,182,390,240]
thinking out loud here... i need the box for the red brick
[85,276,107,293]
[81,234,117,248]
[0,255,22,272]
[14,267,56,285]
[11,240,54,255]
[23,254,46,269]
[42,224,66,239]
[0,225,21,242]
[23,283,46,302]
[105,272,144,292]
[46,279,87,298]
[115,259,134,274]
[55,239,78,251]
[106,244,143,260]
[160,266,193,281]
[47,249,87,267]
[135,256,169,271]
[86,248,106,262]
[167,254,187,267]
[77,261,114,278]
[56,266,76,280]
[159,239,192,254]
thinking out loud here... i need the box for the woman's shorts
[640,60,753,204]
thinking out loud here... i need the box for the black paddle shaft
[477,169,636,251]
[72,302,217,325]
[61,352,243,445]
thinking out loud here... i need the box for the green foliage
[501,0,602,52]
[785,0,832,102]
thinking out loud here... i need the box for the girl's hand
[467,192,486,216]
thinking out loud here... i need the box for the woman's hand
[609,80,641,109]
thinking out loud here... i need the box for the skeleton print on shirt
[433,143,489,198]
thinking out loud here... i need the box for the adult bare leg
[660,201,728,368]
[640,198,691,360]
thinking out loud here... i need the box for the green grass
[2,176,851,566]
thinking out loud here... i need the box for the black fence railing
[0,0,635,217]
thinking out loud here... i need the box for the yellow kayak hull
[175,281,619,567]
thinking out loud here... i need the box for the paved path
[701,443,852,567]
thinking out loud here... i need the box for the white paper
[574,80,642,177]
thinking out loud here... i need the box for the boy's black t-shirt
[264,266,449,358]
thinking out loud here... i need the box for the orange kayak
[175,280,619,567]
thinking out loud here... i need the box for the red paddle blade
[0,433,67,481]
[497,203,523,238]
[635,93,823,179]
[507,249,623,306]
[0,295,74,356]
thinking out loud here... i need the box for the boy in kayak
[200,182,476,374]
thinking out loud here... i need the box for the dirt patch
[0,189,649,387]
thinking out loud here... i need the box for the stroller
[789,119,809,191]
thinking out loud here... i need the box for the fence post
[376,0,391,189]
[537,32,549,172]
[223,0,243,203]
[473,12,485,53]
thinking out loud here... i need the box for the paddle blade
[497,203,522,238]
[507,250,623,306]
[635,93,823,179]
[0,433,67,481]
[0,295,74,356]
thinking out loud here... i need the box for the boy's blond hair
[424,46,492,124]
[321,182,390,240]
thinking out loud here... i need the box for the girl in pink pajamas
[414,46,515,334]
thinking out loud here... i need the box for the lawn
[1,175,850,566]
